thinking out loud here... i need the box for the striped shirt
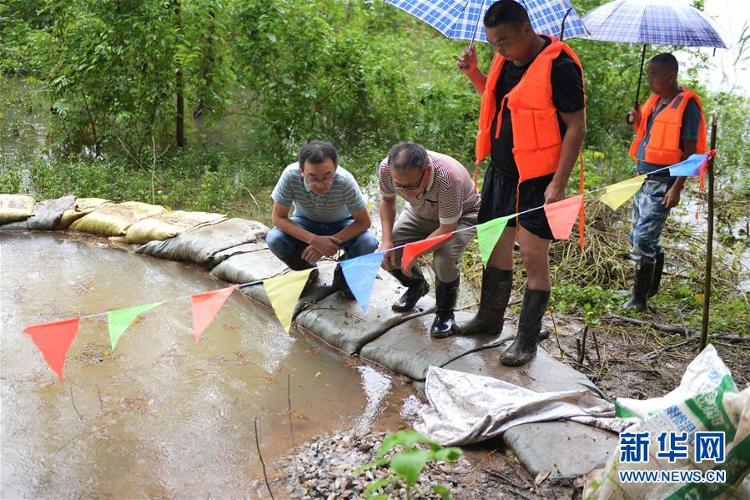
[379,151,480,224]
[272,163,367,223]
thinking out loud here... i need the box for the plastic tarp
[415,366,618,446]
[70,201,166,236]
[358,311,501,381]
[124,210,227,244]
[295,271,436,355]
[0,194,35,224]
[584,344,750,499]
[58,198,110,228]
[136,218,268,267]
[1,195,75,230]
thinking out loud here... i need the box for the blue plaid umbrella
[582,0,727,103]
[385,0,588,44]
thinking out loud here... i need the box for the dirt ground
[256,311,748,499]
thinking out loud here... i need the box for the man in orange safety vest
[625,53,706,312]
[456,0,586,366]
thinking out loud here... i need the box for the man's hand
[310,235,341,257]
[301,245,323,264]
[379,240,396,271]
[663,184,682,208]
[628,104,642,126]
[544,179,567,204]
[456,45,477,74]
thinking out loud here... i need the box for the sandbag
[295,271,435,355]
[442,336,602,396]
[0,195,76,230]
[58,198,110,228]
[358,311,500,381]
[136,218,268,267]
[124,210,227,244]
[210,241,269,265]
[70,201,165,236]
[0,194,35,224]
[211,248,281,284]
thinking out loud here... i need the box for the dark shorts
[478,166,554,240]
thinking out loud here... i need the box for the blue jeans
[266,216,379,261]
[630,179,672,264]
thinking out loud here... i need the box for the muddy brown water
[0,232,407,498]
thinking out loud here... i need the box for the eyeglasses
[304,173,333,186]
[393,170,426,191]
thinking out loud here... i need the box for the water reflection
[0,232,377,497]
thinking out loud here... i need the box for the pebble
[272,429,509,499]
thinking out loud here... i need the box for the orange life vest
[475,36,585,182]
[628,87,707,165]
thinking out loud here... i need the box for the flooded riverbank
[0,231,408,498]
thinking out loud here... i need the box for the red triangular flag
[401,233,454,274]
[699,150,716,191]
[544,195,583,240]
[24,318,80,381]
[190,285,238,342]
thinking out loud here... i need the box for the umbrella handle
[469,0,487,49]
[634,44,647,107]
[560,7,572,40]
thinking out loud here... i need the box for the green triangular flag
[477,216,512,267]
[107,302,161,350]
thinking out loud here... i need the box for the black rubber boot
[460,267,512,337]
[280,253,326,318]
[624,261,655,312]
[330,264,355,300]
[281,252,316,272]
[501,288,550,367]
[430,277,460,338]
[389,267,430,312]
[648,252,665,298]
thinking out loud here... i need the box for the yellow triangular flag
[263,268,314,332]
[598,175,647,210]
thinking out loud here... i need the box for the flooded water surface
[0,232,392,498]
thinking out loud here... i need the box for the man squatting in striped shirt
[378,142,480,338]
[267,140,379,300]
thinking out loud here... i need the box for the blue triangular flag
[669,153,707,177]
[340,252,385,314]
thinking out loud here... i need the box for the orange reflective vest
[628,87,707,165]
[475,37,585,182]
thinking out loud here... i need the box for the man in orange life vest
[457,0,586,366]
[625,53,706,312]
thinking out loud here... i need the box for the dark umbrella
[385,0,589,46]
[582,0,727,105]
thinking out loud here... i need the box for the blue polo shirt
[271,163,367,223]
[636,91,701,177]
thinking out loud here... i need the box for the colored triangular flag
[23,318,80,381]
[401,232,454,274]
[340,252,385,314]
[191,285,238,342]
[544,195,583,240]
[107,302,162,350]
[669,153,706,177]
[598,175,646,210]
[477,216,512,267]
[263,269,314,332]
[698,150,716,191]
